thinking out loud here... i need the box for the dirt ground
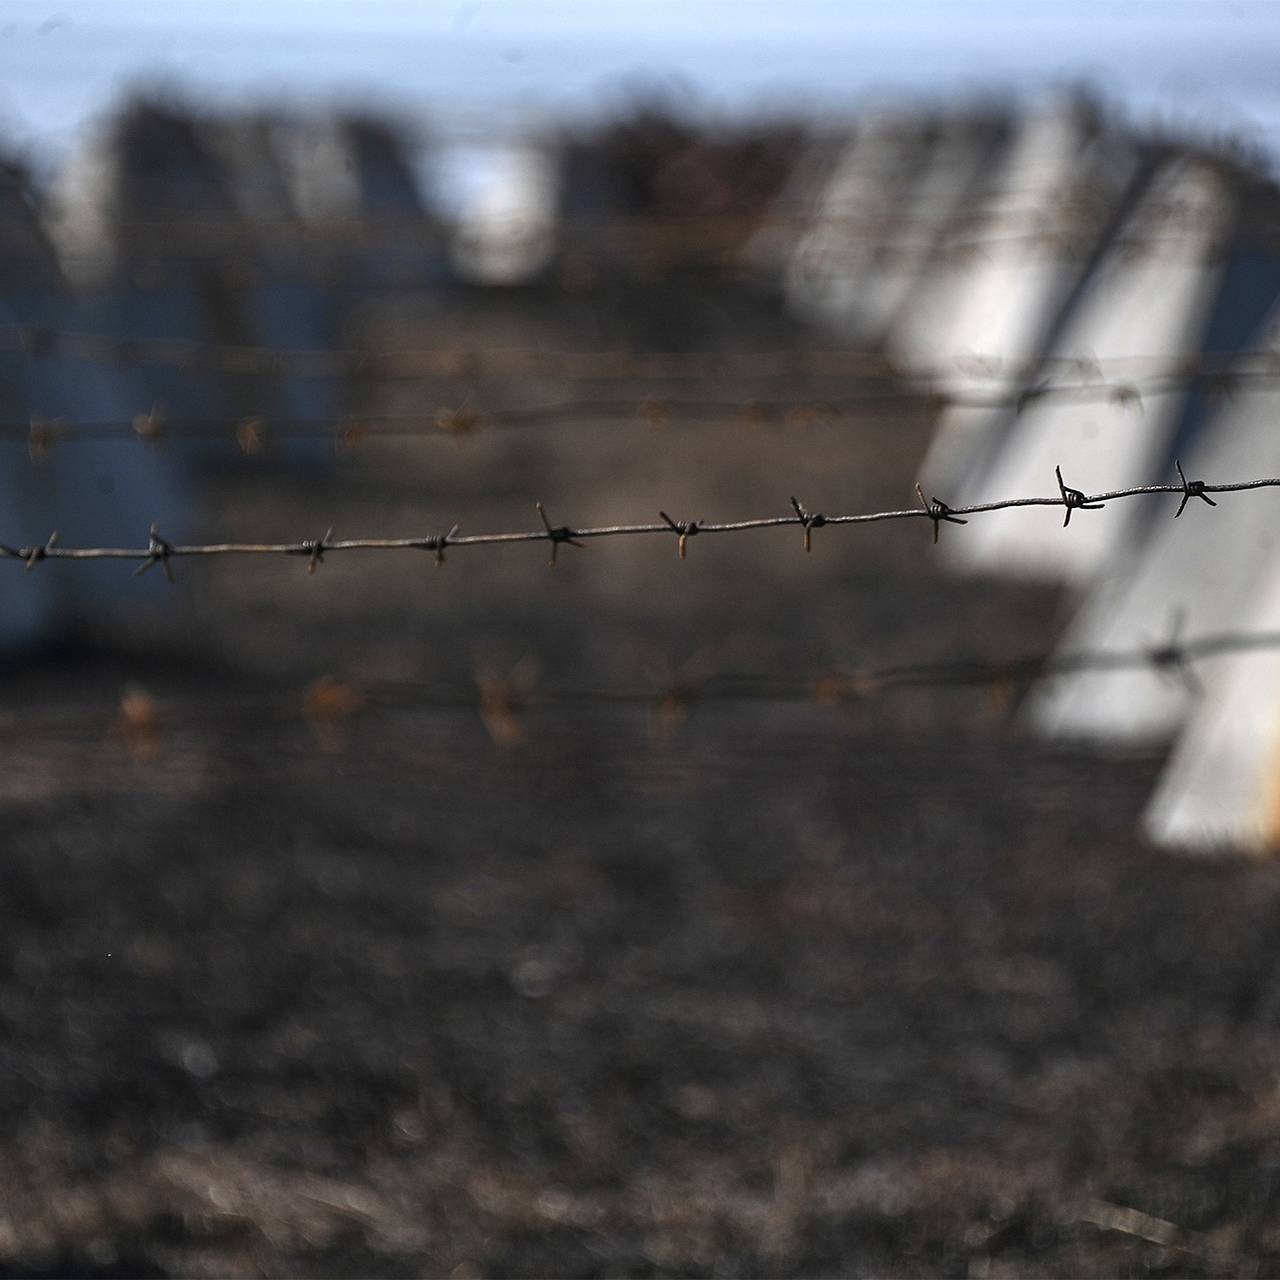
[5,278,1280,1278]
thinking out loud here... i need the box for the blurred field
[7,264,1280,1279]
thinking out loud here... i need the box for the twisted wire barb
[3,463,1274,574]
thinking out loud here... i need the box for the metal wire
[8,625,1279,751]
[22,197,1280,256]
[0,462,1266,574]
[6,322,1277,383]
[6,372,1254,459]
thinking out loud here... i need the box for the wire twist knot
[1174,458,1217,517]
[536,503,583,566]
[294,527,333,574]
[915,483,967,543]
[790,497,827,552]
[417,523,460,567]
[135,522,174,582]
[1055,465,1105,527]
[659,512,701,559]
[18,530,59,572]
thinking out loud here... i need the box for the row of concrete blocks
[779,95,1280,854]
[0,102,576,644]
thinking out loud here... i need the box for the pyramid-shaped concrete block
[914,98,1137,496]
[943,156,1234,583]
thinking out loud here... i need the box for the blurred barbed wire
[4,370,1256,459]
[8,623,1275,755]
[15,197,1280,248]
[18,204,1280,290]
[9,321,1280,381]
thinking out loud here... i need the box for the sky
[2,1,1279,165]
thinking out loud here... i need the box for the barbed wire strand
[17,197,1280,253]
[6,323,1279,383]
[8,626,1277,753]
[0,463,1267,572]
[7,204,1140,238]
[6,375,1263,458]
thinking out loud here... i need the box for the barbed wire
[8,624,1276,753]
[21,213,1280,291]
[29,211,989,255]
[8,401,930,462]
[0,201,1151,240]
[1,462,1270,574]
[5,321,1277,385]
[6,372,1258,459]
[20,195,1280,249]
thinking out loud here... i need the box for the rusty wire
[2,462,1273,573]
[11,402,889,460]
[6,322,1279,384]
[23,195,1280,257]
[3,374,1251,459]
[7,625,1280,753]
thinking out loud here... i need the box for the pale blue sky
[2,1,1278,162]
